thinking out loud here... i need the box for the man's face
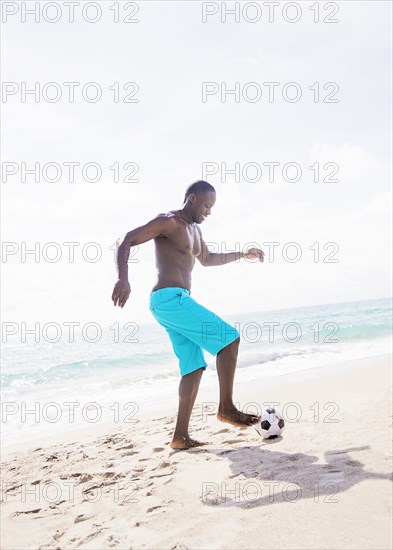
[190,191,216,224]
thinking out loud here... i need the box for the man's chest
[170,223,201,256]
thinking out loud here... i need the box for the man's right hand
[112,279,131,308]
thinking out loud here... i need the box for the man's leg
[216,337,260,427]
[170,367,205,449]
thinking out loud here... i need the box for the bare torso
[151,210,201,292]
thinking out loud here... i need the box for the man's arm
[112,215,175,307]
[196,227,264,266]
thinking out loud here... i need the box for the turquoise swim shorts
[149,287,240,377]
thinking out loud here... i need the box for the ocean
[1,297,392,446]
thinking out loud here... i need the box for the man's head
[183,180,216,224]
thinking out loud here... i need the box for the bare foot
[217,406,260,428]
[170,435,207,450]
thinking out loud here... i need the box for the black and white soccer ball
[255,407,285,439]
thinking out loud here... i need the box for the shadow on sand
[193,444,392,507]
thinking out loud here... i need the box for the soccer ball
[255,407,285,439]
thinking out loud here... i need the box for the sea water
[1,297,391,446]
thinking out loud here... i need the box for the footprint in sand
[12,508,41,517]
[148,462,176,479]
[77,530,102,546]
[146,504,163,514]
[157,461,172,469]
[4,483,23,493]
[79,474,93,483]
[83,479,117,493]
[99,435,124,447]
[49,500,66,510]
[45,453,60,462]
[53,528,65,541]
[106,534,120,548]
[74,513,94,524]
[153,447,165,452]
[213,429,230,435]
[116,443,135,450]
[121,451,139,457]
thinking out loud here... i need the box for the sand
[1,354,392,550]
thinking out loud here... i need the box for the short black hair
[183,180,216,204]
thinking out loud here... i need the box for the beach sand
[1,354,392,550]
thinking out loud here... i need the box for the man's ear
[188,193,196,204]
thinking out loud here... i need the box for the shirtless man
[112,180,264,449]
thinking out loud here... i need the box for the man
[112,180,264,449]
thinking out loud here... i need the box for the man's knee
[182,366,204,381]
[218,336,240,355]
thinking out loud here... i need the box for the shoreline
[2,352,391,456]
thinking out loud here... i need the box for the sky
[1,0,392,327]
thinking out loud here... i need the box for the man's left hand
[243,247,264,262]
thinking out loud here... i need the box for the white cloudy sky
[1,0,392,326]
